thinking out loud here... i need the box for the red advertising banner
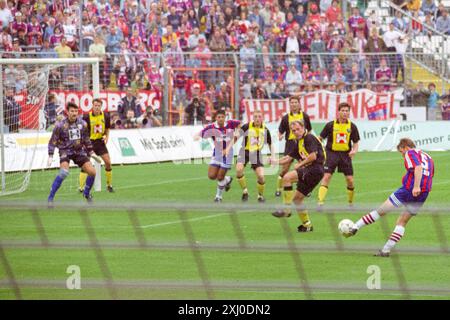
[243,89,403,122]
[15,91,45,129]
[15,89,162,129]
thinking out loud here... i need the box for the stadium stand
[1,0,449,126]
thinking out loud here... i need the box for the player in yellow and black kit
[276,95,312,197]
[272,120,326,232]
[317,102,360,209]
[79,98,114,193]
[236,110,275,202]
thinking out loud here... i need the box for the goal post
[0,57,100,196]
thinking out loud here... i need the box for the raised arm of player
[194,123,212,141]
[224,124,241,157]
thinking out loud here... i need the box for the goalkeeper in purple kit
[47,102,101,205]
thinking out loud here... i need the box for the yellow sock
[347,187,354,204]
[79,172,88,190]
[277,175,283,191]
[257,182,265,196]
[298,210,311,226]
[318,185,328,205]
[106,169,112,187]
[283,186,294,215]
[237,175,247,191]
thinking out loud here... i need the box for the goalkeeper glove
[90,153,102,163]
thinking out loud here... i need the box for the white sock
[382,225,405,253]
[216,179,226,198]
[355,210,380,229]
[225,176,231,184]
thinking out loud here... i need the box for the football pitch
[0,151,449,300]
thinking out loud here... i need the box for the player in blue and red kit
[347,138,435,257]
[195,109,240,202]
[47,102,101,206]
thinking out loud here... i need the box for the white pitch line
[6,176,205,201]
[0,212,228,230]
[140,213,227,229]
[112,176,205,191]
[231,289,450,298]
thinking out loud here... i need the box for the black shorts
[237,149,264,170]
[296,164,324,197]
[284,140,299,160]
[324,150,353,176]
[92,139,109,156]
[60,153,90,168]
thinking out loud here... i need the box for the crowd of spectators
[394,0,450,35]
[1,0,450,127]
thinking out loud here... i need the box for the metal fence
[1,50,449,126]
[352,0,450,81]
[0,201,449,300]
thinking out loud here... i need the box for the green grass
[0,151,450,300]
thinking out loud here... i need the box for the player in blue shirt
[347,138,435,257]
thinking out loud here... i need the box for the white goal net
[0,58,100,196]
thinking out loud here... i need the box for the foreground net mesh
[0,201,449,300]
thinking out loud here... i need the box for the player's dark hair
[397,138,416,150]
[289,95,300,102]
[67,102,78,111]
[93,98,102,104]
[215,109,226,116]
[338,102,351,110]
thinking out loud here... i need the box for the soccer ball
[338,219,355,237]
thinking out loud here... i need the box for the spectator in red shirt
[117,14,129,38]
[186,71,206,100]
[326,0,341,24]
[194,37,212,68]
[307,3,321,28]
